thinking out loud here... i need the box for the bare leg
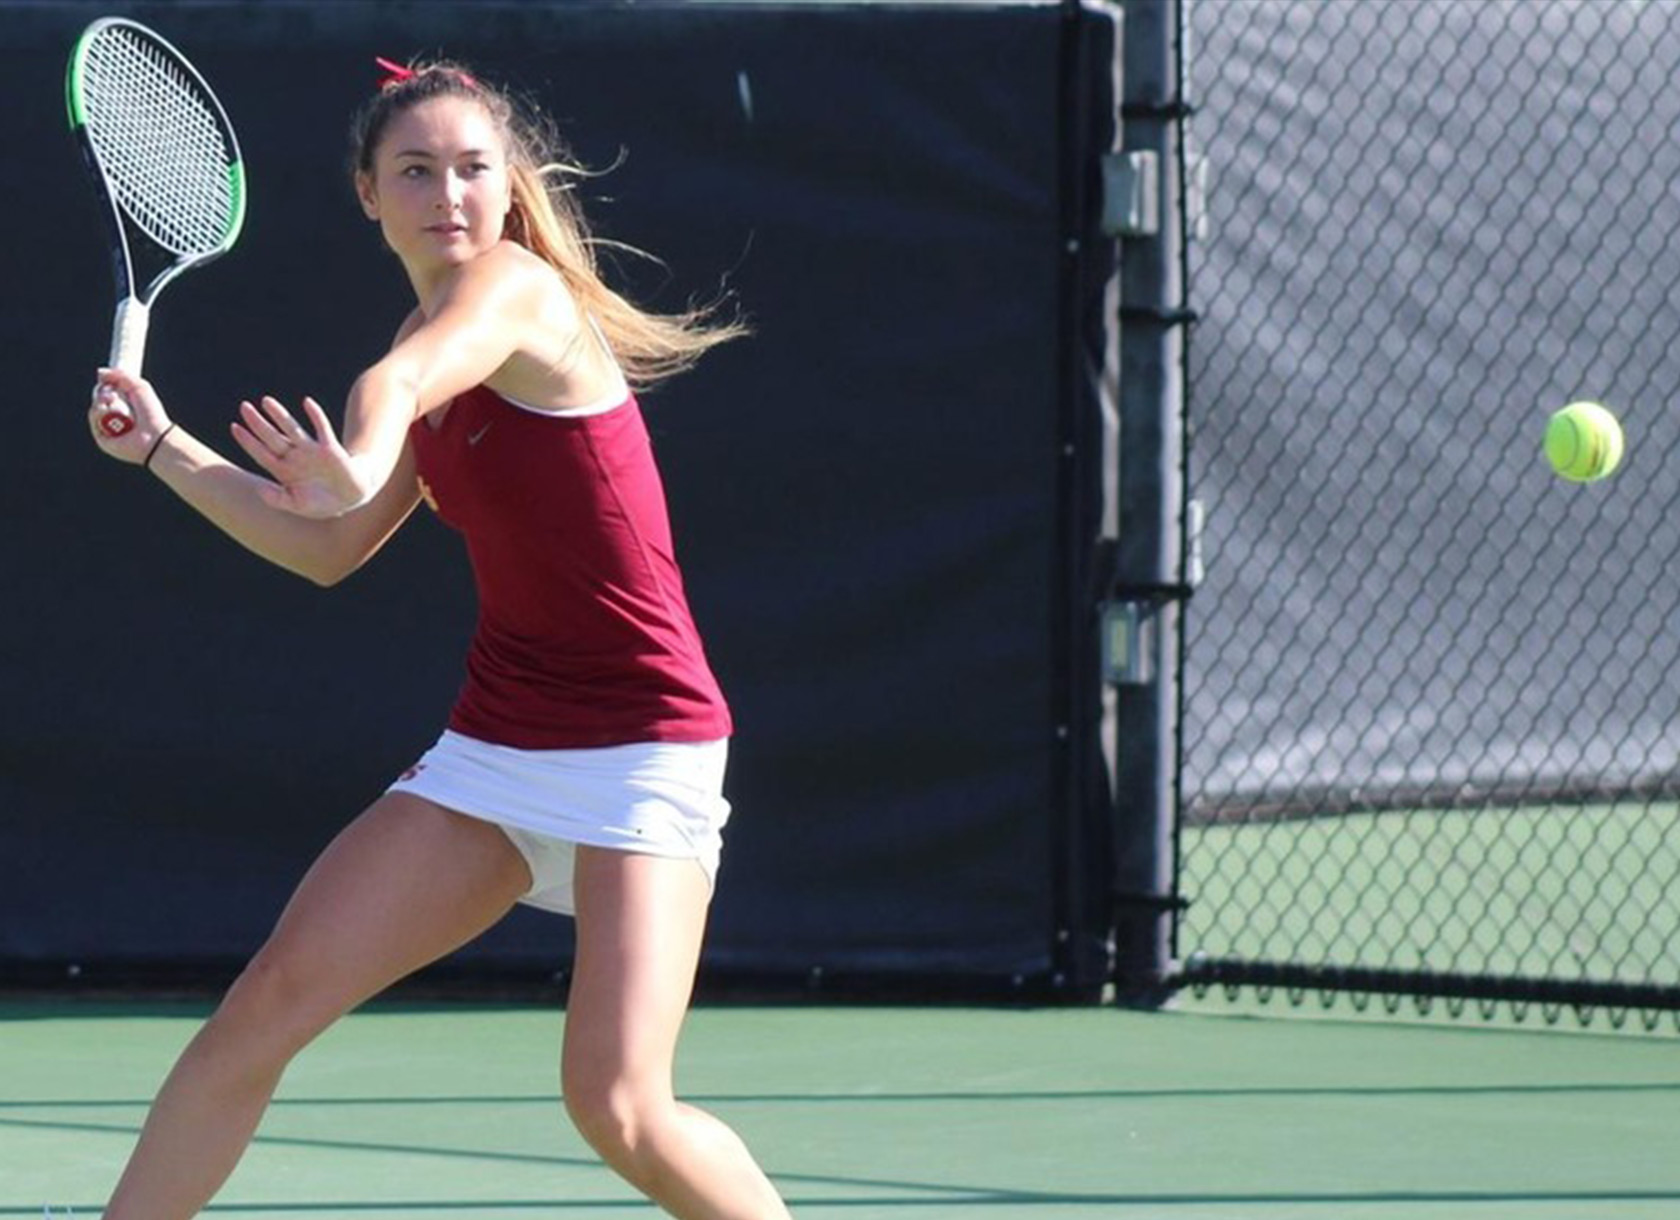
[103,795,530,1220]
[562,846,792,1220]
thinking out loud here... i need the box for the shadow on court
[4,1003,1678,1218]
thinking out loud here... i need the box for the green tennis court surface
[3,1001,1677,1218]
[1182,802,1680,985]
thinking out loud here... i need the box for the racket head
[66,17,246,303]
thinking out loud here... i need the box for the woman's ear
[355,172,380,221]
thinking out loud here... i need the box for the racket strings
[82,29,237,256]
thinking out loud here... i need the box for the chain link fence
[1177,0,1680,1030]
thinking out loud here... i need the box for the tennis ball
[1544,401,1623,482]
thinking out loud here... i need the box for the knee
[205,950,330,1064]
[562,1065,666,1168]
[563,1071,635,1158]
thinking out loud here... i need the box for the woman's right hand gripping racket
[66,17,246,437]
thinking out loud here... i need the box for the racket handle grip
[108,298,151,377]
[98,300,152,437]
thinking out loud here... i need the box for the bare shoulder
[458,241,572,311]
[474,246,613,406]
[423,245,577,380]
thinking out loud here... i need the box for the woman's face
[356,96,513,276]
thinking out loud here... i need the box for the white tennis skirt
[387,730,731,915]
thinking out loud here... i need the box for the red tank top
[408,386,732,748]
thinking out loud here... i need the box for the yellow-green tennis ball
[1544,401,1624,482]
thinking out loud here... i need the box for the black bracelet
[143,423,178,471]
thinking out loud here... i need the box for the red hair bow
[374,56,477,91]
[374,56,414,89]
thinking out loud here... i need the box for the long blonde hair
[349,60,746,389]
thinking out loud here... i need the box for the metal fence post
[1108,0,1192,1005]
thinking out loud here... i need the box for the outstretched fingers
[230,395,368,519]
[234,397,316,474]
[232,411,282,478]
[300,397,343,451]
[262,396,312,444]
[239,399,295,455]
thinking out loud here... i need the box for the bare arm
[84,245,558,572]
[90,367,421,587]
[253,246,552,518]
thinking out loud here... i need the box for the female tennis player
[87,60,787,1220]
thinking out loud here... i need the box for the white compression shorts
[387,730,731,915]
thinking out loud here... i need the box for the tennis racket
[66,17,246,437]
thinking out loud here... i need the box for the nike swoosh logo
[467,423,492,446]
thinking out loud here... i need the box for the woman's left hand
[232,396,377,519]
